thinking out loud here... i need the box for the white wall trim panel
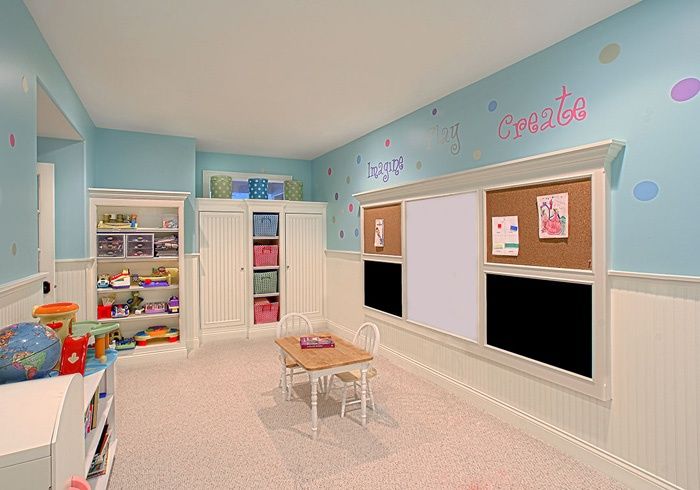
[0,274,46,326]
[55,259,95,322]
[610,269,700,284]
[184,254,200,351]
[325,251,699,490]
[285,213,324,320]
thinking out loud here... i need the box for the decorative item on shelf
[253,298,279,324]
[154,235,178,257]
[111,304,129,319]
[252,213,279,236]
[210,175,233,198]
[98,212,134,229]
[109,269,131,289]
[253,244,279,266]
[72,321,120,363]
[127,291,145,315]
[134,326,179,346]
[162,214,178,228]
[248,177,269,199]
[144,302,167,315]
[98,295,115,320]
[129,213,138,228]
[167,296,180,314]
[284,179,303,201]
[162,266,179,284]
[32,302,80,344]
[0,322,62,384]
[97,274,111,289]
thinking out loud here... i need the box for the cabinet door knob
[240,267,245,271]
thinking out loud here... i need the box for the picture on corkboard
[363,203,402,256]
[485,177,591,270]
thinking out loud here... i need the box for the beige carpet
[110,338,626,489]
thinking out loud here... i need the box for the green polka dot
[599,43,620,64]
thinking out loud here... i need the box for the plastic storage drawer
[126,233,154,258]
[97,234,125,258]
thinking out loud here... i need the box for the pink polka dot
[348,203,354,213]
[9,134,15,148]
[327,167,332,176]
[384,139,391,147]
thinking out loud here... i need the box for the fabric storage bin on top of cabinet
[248,178,269,199]
[253,214,279,236]
[254,270,278,294]
[284,180,303,201]
[210,175,233,198]
[97,234,125,258]
[126,233,154,258]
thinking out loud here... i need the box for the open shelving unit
[89,188,190,364]
[249,207,282,337]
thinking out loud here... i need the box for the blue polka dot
[633,181,659,201]
[356,155,361,164]
[488,100,497,112]
[354,228,359,237]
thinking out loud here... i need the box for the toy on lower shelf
[72,321,120,364]
[134,326,179,346]
[114,337,136,350]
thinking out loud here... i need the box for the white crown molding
[354,139,624,205]
[88,187,190,201]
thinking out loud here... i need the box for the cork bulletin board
[363,203,402,256]
[485,177,592,270]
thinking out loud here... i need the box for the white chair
[276,313,313,401]
[327,322,380,417]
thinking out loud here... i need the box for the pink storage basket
[254,298,279,324]
[253,245,279,266]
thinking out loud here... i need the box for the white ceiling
[37,83,83,141]
[25,0,638,160]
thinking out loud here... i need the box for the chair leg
[368,381,375,411]
[353,381,358,400]
[340,383,348,418]
[324,376,334,400]
[287,370,294,401]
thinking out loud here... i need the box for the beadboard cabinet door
[199,211,247,330]
[285,213,324,320]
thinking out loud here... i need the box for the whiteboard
[406,192,478,341]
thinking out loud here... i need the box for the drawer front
[0,456,51,489]
[97,234,125,258]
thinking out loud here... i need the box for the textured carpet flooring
[110,338,626,489]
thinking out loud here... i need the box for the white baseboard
[117,345,188,367]
[327,319,680,490]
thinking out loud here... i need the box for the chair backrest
[353,322,380,356]
[277,313,313,338]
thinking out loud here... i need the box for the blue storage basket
[248,178,269,199]
[253,214,279,236]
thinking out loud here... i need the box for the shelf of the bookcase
[84,394,113,476]
[253,292,279,298]
[97,284,179,293]
[97,227,178,233]
[116,339,186,359]
[253,265,279,271]
[83,371,104,413]
[87,438,118,490]
[97,312,179,323]
[252,236,279,241]
[97,256,179,263]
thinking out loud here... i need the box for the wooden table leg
[361,367,368,428]
[311,375,319,439]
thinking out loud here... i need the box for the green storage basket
[284,180,303,201]
[210,175,232,199]
[254,271,278,294]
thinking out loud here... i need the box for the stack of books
[87,423,111,479]
[84,389,99,437]
[300,335,335,349]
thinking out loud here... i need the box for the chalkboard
[486,274,592,378]
[364,260,402,317]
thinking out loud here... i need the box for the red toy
[59,334,90,376]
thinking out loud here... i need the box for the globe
[0,322,61,384]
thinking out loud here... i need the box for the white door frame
[37,162,55,302]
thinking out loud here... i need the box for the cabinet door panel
[285,213,323,319]
[199,212,246,329]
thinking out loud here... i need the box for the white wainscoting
[325,250,697,490]
[0,274,46,327]
[184,254,200,351]
[55,258,96,322]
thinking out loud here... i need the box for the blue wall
[312,0,700,277]
[0,1,95,284]
[93,129,197,253]
[37,138,87,259]
[195,151,311,198]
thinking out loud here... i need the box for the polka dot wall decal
[21,76,29,94]
[331,216,336,224]
[356,155,361,164]
[11,243,17,256]
[339,230,345,239]
[432,108,438,116]
[334,192,339,200]
[633,181,659,201]
[327,167,332,176]
[416,160,422,170]
[9,134,15,148]
[488,100,497,112]
[346,176,351,184]
[384,138,391,148]
[348,203,354,213]
[473,149,482,160]
[670,77,700,102]
[355,228,359,237]
[598,43,621,64]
